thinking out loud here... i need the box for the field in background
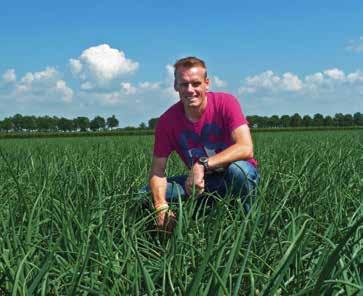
[0,130,362,295]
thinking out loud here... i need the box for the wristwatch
[198,157,210,171]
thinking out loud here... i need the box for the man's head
[173,57,210,111]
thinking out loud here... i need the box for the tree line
[246,112,363,128]
[0,112,362,132]
[148,112,363,129]
[0,114,119,132]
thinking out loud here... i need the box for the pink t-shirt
[154,92,257,168]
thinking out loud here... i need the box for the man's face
[174,66,209,110]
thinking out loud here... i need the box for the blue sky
[1,0,362,126]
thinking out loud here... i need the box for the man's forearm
[208,143,253,170]
[149,174,168,208]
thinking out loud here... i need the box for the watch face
[199,157,208,163]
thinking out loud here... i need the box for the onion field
[0,130,362,295]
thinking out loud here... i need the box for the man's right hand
[156,206,176,234]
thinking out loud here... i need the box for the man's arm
[207,124,254,170]
[149,156,168,208]
[149,156,176,232]
[184,124,253,195]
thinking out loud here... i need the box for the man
[147,56,259,232]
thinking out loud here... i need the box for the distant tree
[139,122,147,129]
[0,118,14,131]
[22,115,37,131]
[107,115,119,129]
[302,115,312,127]
[74,116,90,131]
[12,113,23,131]
[353,112,363,126]
[333,113,344,126]
[260,116,270,128]
[90,116,106,131]
[280,115,291,127]
[324,115,334,126]
[58,117,74,131]
[148,117,159,129]
[246,115,259,127]
[343,114,353,126]
[37,116,56,131]
[313,113,324,126]
[268,115,280,127]
[124,126,136,130]
[290,113,302,127]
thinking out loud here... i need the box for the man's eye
[192,82,201,87]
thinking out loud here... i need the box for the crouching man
[146,56,259,233]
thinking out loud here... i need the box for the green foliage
[0,130,362,295]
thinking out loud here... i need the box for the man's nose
[187,84,194,92]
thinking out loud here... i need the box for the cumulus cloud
[121,82,137,95]
[346,70,363,83]
[15,67,59,93]
[163,64,179,100]
[237,67,363,96]
[323,68,345,80]
[2,69,16,83]
[239,70,302,94]
[238,67,363,116]
[212,76,227,88]
[69,44,139,88]
[69,58,83,75]
[139,81,160,89]
[55,80,74,103]
[346,36,363,53]
[4,67,74,103]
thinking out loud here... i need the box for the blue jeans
[141,160,259,212]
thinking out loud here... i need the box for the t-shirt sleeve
[223,94,248,133]
[153,115,173,158]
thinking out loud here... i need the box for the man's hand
[155,205,176,234]
[185,162,205,196]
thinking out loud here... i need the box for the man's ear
[174,80,178,92]
[205,77,210,90]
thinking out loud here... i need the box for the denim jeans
[141,160,259,212]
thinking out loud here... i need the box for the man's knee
[225,160,259,194]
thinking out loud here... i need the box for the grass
[0,130,362,295]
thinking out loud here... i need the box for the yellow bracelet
[155,204,169,212]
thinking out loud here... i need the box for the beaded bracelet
[155,204,169,212]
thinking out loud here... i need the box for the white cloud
[163,64,179,100]
[139,81,160,89]
[55,80,73,102]
[346,36,363,53]
[323,68,345,80]
[346,70,363,83]
[69,44,139,88]
[305,72,324,84]
[121,82,137,95]
[212,76,227,88]
[238,86,256,94]
[239,70,302,94]
[0,67,75,104]
[238,67,363,96]
[16,67,58,93]
[2,69,16,83]
[238,67,363,116]
[281,72,302,91]
[69,58,83,75]
[81,82,94,90]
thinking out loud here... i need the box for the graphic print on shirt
[178,123,227,167]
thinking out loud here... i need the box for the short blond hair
[174,56,207,79]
